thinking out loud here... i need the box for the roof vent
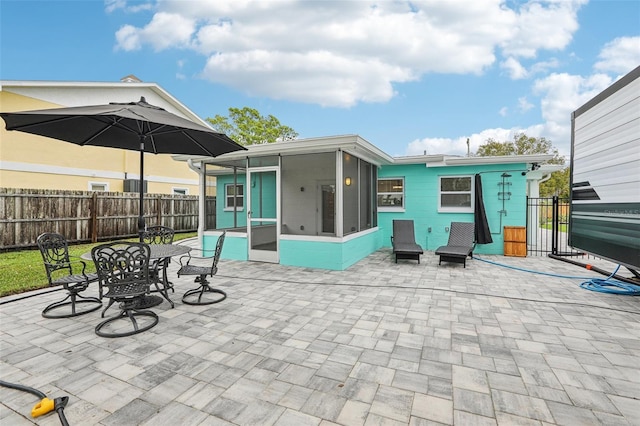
[120,74,142,83]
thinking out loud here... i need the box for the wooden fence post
[156,194,162,227]
[90,192,98,243]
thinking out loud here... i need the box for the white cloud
[113,0,587,107]
[594,36,640,75]
[201,50,415,107]
[105,0,126,13]
[499,107,508,117]
[404,68,617,159]
[500,0,586,58]
[533,72,612,153]
[105,0,153,14]
[518,96,534,113]
[501,57,561,80]
[115,12,196,52]
[501,57,528,79]
[404,126,546,157]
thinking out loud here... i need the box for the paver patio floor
[1,248,639,425]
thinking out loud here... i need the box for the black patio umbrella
[0,97,246,239]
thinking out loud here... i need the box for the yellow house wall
[0,91,201,195]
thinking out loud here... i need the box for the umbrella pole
[138,135,146,242]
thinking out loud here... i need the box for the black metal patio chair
[435,222,475,267]
[178,232,227,305]
[141,225,175,244]
[391,220,424,263]
[92,242,158,337]
[142,225,176,308]
[36,232,102,318]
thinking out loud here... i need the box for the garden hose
[0,379,70,425]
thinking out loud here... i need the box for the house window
[225,184,244,210]
[377,178,404,210]
[89,182,108,192]
[439,176,473,212]
[172,187,188,195]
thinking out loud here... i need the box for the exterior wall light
[345,177,352,186]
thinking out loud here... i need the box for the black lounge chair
[391,220,424,263]
[435,222,475,267]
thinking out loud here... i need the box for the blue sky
[1,0,639,159]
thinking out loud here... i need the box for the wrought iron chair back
[38,232,73,280]
[91,242,158,337]
[207,230,226,276]
[36,232,101,318]
[92,242,151,297]
[141,225,176,308]
[142,226,175,245]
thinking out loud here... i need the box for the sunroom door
[247,167,279,263]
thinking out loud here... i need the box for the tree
[207,107,298,146]
[540,167,570,198]
[475,133,568,197]
[476,133,564,164]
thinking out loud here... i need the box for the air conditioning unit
[123,179,148,193]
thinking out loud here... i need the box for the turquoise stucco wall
[378,163,529,255]
[208,161,529,269]
[204,230,382,270]
[216,173,277,229]
[216,175,248,229]
[280,229,383,270]
[203,232,248,261]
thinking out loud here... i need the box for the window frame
[88,181,109,192]
[377,177,405,212]
[224,183,244,211]
[172,187,188,195]
[438,175,474,213]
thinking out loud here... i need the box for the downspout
[187,159,206,244]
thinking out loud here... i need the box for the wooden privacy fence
[0,188,206,250]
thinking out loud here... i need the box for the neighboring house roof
[174,134,556,169]
[0,80,211,128]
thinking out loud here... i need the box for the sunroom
[179,135,393,270]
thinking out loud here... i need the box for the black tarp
[474,174,493,244]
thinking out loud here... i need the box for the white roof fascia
[173,134,395,166]
[422,154,555,167]
[0,80,211,128]
[442,154,554,165]
[389,155,446,165]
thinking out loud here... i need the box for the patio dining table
[82,244,191,308]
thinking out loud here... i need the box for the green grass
[0,232,197,297]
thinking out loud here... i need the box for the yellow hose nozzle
[31,397,55,417]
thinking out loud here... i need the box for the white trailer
[570,65,640,270]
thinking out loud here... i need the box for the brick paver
[1,248,639,425]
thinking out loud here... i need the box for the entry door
[247,167,279,262]
[317,182,336,235]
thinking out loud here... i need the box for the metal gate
[526,196,582,256]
